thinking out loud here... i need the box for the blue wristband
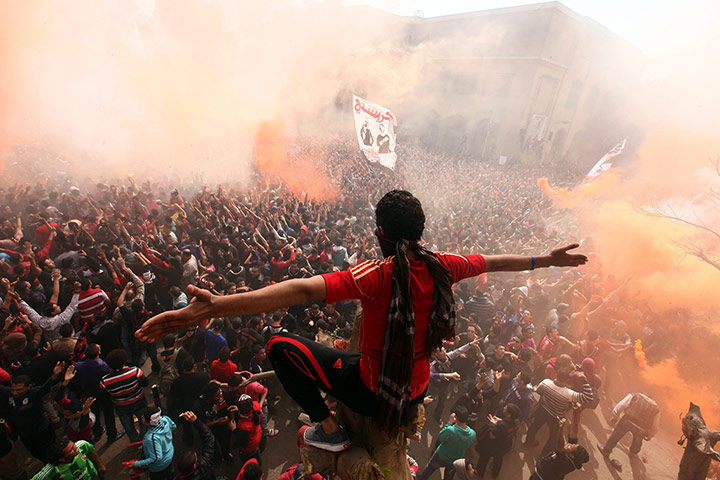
[531,256,536,270]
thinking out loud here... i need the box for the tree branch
[691,250,720,272]
[640,206,720,241]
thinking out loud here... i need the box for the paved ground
[18,368,683,480]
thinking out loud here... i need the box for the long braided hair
[373,190,456,433]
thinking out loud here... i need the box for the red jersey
[35,223,60,247]
[538,336,555,361]
[210,360,238,383]
[276,464,326,480]
[322,252,486,398]
[236,401,262,454]
[236,458,260,480]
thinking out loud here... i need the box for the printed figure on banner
[352,95,398,170]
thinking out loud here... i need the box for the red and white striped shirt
[78,288,109,322]
[100,366,146,407]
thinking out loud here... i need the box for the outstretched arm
[484,244,587,272]
[557,418,568,451]
[137,276,326,341]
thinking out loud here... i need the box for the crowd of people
[0,136,676,480]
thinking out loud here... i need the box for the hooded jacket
[436,423,477,463]
[135,416,177,472]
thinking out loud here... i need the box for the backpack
[157,348,179,395]
[626,393,659,431]
[262,324,286,342]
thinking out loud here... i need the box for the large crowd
[0,137,676,480]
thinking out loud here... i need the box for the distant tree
[642,157,720,272]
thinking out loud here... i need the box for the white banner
[352,95,397,170]
[587,139,626,178]
[526,114,548,141]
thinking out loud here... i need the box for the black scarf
[374,238,456,432]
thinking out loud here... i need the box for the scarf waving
[374,239,456,432]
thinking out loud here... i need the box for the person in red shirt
[228,372,278,437]
[210,347,237,384]
[276,464,327,480]
[235,394,263,465]
[229,372,267,405]
[77,278,110,324]
[136,190,587,453]
[538,325,574,362]
[235,457,262,480]
[33,216,60,247]
[332,326,352,352]
[543,354,575,381]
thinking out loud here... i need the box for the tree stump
[301,403,425,480]
[678,402,720,480]
[301,302,425,480]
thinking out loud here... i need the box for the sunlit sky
[345,0,715,54]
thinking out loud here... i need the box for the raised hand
[82,397,96,413]
[116,257,127,270]
[52,361,65,379]
[180,411,197,423]
[64,364,77,384]
[135,285,215,342]
[548,244,588,267]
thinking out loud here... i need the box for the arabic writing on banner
[352,95,397,170]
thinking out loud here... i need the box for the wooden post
[678,403,720,480]
[300,302,425,480]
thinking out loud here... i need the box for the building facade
[392,2,644,166]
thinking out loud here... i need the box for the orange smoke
[634,339,649,369]
[253,121,338,202]
[559,129,720,430]
[635,340,718,426]
[0,1,418,185]
[537,173,619,208]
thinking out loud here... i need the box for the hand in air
[549,244,588,267]
[180,411,197,423]
[135,285,215,342]
[63,365,77,384]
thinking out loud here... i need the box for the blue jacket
[496,378,534,423]
[135,416,177,472]
[0,375,58,435]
